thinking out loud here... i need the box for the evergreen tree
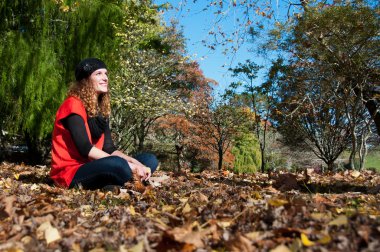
[0,0,124,162]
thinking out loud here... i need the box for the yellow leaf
[162,205,175,213]
[218,220,232,228]
[301,233,315,247]
[14,173,20,180]
[251,191,262,199]
[335,208,345,214]
[245,231,262,241]
[59,5,69,12]
[179,198,188,203]
[310,212,332,221]
[351,170,361,178]
[268,198,288,207]
[129,205,136,216]
[182,203,192,214]
[318,233,331,245]
[301,232,331,247]
[328,215,348,226]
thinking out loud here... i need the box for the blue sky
[154,0,290,95]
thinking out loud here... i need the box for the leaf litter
[0,161,379,251]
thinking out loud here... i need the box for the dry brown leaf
[189,191,208,203]
[149,174,170,187]
[166,223,210,248]
[226,234,255,252]
[3,195,16,218]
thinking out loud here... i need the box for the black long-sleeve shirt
[61,114,117,157]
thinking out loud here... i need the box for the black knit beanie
[75,58,107,81]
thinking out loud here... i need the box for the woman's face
[89,68,108,94]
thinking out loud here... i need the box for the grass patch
[365,150,380,171]
[340,148,380,171]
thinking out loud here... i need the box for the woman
[51,58,158,189]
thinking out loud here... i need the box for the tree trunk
[358,122,371,170]
[327,161,335,172]
[348,131,357,170]
[175,144,183,172]
[260,143,265,173]
[359,141,368,170]
[218,148,223,171]
[137,126,145,152]
[364,98,380,136]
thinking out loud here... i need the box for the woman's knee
[105,156,132,179]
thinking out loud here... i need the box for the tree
[271,3,380,134]
[0,0,124,162]
[225,60,274,173]
[231,132,261,173]
[110,5,192,153]
[266,57,355,171]
[152,60,216,172]
[191,97,250,171]
[264,3,379,170]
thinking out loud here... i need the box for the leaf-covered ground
[1,162,380,252]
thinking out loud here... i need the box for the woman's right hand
[129,162,150,181]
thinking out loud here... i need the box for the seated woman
[50,58,158,190]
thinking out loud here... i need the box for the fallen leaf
[162,205,175,213]
[149,174,170,187]
[268,198,288,207]
[226,234,254,252]
[270,244,291,252]
[318,233,332,244]
[301,233,315,247]
[300,232,331,247]
[127,240,144,252]
[245,231,263,241]
[80,205,93,218]
[328,215,348,226]
[189,191,208,203]
[128,205,136,216]
[37,221,61,244]
[45,225,61,244]
[165,222,210,248]
[289,238,302,252]
[351,170,361,178]
[3,195,16,218]
[310,212,332,221]
[182,203,192,214]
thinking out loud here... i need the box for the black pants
[69,153,158,189]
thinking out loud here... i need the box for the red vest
[50,96,105,188]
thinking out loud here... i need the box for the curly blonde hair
[68,78,111,118]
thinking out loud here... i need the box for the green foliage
[110,1,191,153]
[0,0,125,161]
[232,132,261,173]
